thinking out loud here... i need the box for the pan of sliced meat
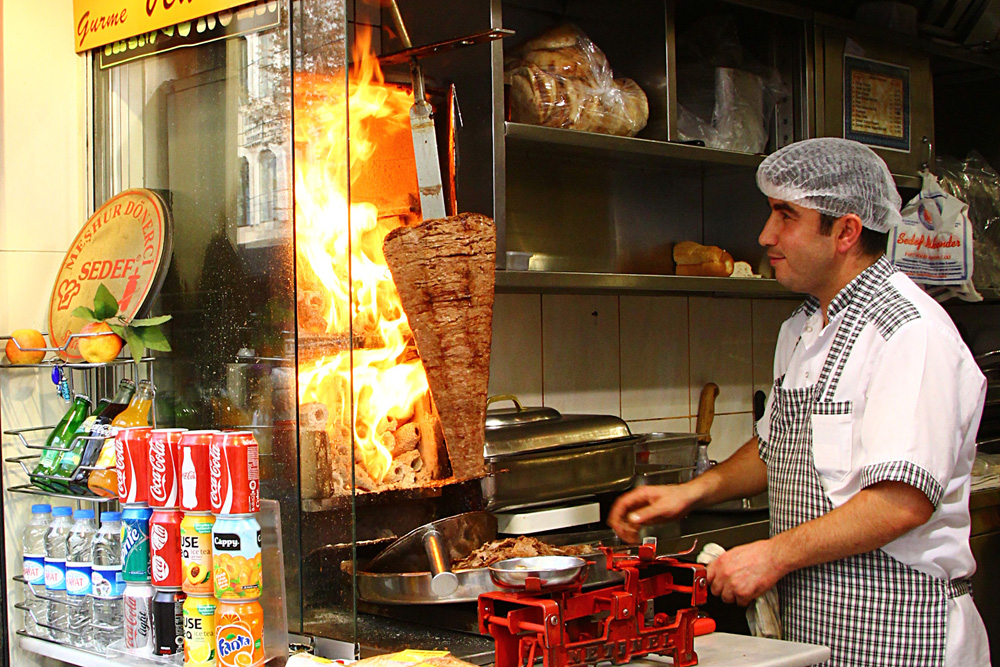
[358,515,622,604]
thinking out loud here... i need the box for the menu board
[844,55,910,151]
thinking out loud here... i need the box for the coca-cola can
[150,509,183,587]
[116,427,152,505]
[148,428,186,508]
[124,581,155,655]
[210,431,260,515]
[179,431,217,513]
[151,587,186,655]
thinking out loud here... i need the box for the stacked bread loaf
[505,25,649,137]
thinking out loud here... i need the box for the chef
[609,138,990,666]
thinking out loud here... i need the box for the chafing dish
[482,396,638,511]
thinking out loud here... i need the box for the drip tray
[495,502,600,535]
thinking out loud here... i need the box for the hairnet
[756,138,902,232]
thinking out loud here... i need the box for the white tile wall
[706,412,755,462]
[689,297,754,415]
[541,294,621,416]
[620,296,689,421]
[488,294,543,407]
[488,291,795,452]
[627,416,693,434]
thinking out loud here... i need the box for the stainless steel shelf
[495,270,799,298]
[505,122,766,169]
[505,122,922,189]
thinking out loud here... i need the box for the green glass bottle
[46,398,112,493]
[30,394,92,492]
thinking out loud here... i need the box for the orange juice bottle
[88,380,156,496]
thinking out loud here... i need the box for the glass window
[258,149,277,223]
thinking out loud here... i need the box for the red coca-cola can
[150,509,183,587]
[210,431,260,515]
[116,427,153,505]
[179,430,216,512]
[148,428,186,508]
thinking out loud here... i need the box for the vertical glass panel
[91,1,301,632]
[290,0,357,646]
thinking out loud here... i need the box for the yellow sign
[73,0,252,53]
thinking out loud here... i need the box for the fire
[294,29,429,485]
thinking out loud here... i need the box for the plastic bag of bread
[504,25,648,137]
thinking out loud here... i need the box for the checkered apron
[762,286,963,666]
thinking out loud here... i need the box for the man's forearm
[769,480,934,576]
[687,437,768,509]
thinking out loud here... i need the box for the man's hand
[608,484,699,543]
[706,540,783,607]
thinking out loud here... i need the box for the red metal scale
[478,542,712,667]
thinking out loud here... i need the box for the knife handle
[696,383,719,444]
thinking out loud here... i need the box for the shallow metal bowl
[488,556,587,589]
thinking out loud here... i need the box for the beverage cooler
[2,0,505,664]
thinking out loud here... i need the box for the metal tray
[357,548,623,604]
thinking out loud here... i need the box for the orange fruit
[77,321,123,363]
[5,329,46,364]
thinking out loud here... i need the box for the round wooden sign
[49,189,172,361]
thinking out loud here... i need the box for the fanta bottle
[88,380,155,497]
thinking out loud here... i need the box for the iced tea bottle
[88,380,155,497]
[65,380,135,495]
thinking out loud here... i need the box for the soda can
[180,431,217,513]
[122,505,153,582]
[183,594,218,666]
[210,431,260,515]
[152,586,186,655]
[151,509,183,587]
[212,515,262,601]
[116,426,153,504]
[149,428,186,508]
[214,599,263,667]
[181,513,215,595]
[124,581,155,655]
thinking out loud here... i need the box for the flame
[295,29,428,485]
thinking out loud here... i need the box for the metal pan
[358,514,625,604]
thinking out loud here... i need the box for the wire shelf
[8,484,116,503]
[13,576,86,607]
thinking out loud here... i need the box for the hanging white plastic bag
[888,170,982,302]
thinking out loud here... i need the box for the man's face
[759,198,837,297]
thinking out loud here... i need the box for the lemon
[189,643,213,663]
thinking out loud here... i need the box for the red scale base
[478,544,714,667]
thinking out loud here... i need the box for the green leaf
[108,324,127,339]
[123,326,145,365]
[130,314,172,327]
[93,284,119,320]
[135,325,171,352]
[71,306,98,322]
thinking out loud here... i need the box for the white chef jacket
[755,268,991,665]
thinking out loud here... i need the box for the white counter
[632,632,829,667]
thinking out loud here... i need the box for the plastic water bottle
[91,511,125,653]
[66,509,96,648]
[44,506,73,643]
[21,504,51,638]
